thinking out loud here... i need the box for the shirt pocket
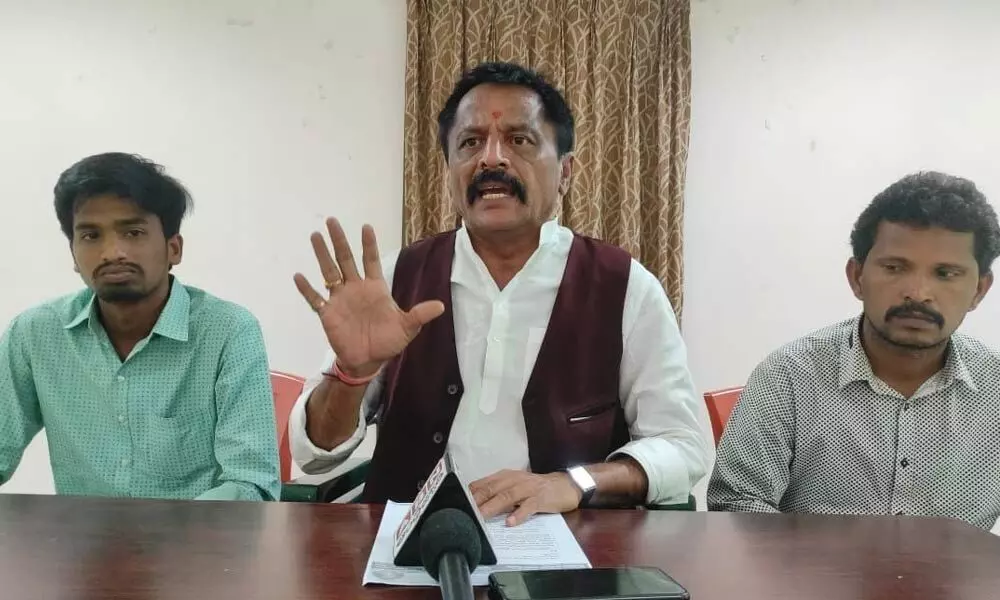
[566,400,620,425]
[141,415,214,480]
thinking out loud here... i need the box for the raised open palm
[293,218,444,377]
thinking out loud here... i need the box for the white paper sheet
[363,501,592,587]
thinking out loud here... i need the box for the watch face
[569,466,596,491]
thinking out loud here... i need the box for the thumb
[402,300,445,332]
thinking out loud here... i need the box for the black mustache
[885,302,944,327]
[466,169,526,205]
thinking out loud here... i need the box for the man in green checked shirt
[0,152,280,501]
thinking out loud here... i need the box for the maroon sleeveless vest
[360,229,632,503]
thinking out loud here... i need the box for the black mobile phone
[487,567,690,600]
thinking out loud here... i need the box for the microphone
[419,508,482,600]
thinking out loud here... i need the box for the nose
[99,237,128,263]
[902,273,934,304]
[477,131,510,171]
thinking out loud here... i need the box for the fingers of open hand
[403,300,446,336]
[326,217,361,283]
[293,273,327,313]
[360,224,383,280]
[310,231,343,292]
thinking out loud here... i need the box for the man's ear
[846,257,864,301]
[970,271,994,311]
[558,153,574,196]
[69,240,80,273]
[167,235,183,269]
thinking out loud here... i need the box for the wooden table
[1,494,999,599]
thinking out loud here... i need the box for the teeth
[480,192,509,200]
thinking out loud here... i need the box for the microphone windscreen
[418,508,483,579]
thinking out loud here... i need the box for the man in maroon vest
[289,62,708,525]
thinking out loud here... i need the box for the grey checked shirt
[707,316,1000,530]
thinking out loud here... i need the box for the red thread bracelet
[323,360,380,386]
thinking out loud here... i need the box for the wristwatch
[565,466,597,507]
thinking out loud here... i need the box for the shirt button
[492,336,501,343]
[117,375,126,382]
[118,415,126,423]
[900,458,909,468]
[432,432,444,444]
[446,384,459,395]
[121,458,130,467]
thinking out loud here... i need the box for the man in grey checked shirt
[708,171,1000,530]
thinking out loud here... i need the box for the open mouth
[466,169,526,205]
[475,182,514,201]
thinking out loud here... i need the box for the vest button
[446,384,459,395]
[432,432,444,444]
[416,479,426,491]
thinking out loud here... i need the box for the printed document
[363,501,592,587]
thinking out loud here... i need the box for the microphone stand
[437,552,474,600]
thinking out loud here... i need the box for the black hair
[436,61,575,161]
[54,152,191,239]
[851,171,1000,275]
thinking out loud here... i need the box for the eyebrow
[74,217,149,230]
[935,263,970,271]
[877,256,970,270]
[457,122,538,136]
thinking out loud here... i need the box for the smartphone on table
[488,566,690,600]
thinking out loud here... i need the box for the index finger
[478,487,522,521]
[468,480,492,507]
[468,471,507,506]
[506,498,540,527]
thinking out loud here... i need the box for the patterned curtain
[403,0,692,317]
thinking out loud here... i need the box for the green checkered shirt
[0,278,280,501]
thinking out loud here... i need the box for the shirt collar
[538,218,562,247]
[838,314,978,393]
[455,217,562,248]
[838,316,877,390]
[63,278,191,342]
[453,218,565,284]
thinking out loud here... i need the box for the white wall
[0,0,404,493]
[684,0,1000,391]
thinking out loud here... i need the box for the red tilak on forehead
[491,111,502,119]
